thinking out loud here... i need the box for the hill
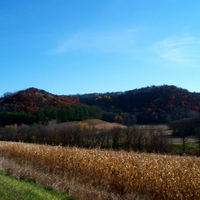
[1,85,200,124]
[0,87,80,113]
[79,85,200,123]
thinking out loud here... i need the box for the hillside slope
[0,87,80,113]
[80,85,200,123]
[1,85,200,124]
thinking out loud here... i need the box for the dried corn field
[0,141,200,200]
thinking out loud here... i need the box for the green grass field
[172,142,200,155]
[0,171,75,200]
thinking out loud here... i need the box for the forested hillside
[80,85,200,124]
[1,85,200,125]
[0,87,80,113]
[0,88,102,126]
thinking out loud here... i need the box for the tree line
[0,104,102,127]
[0,122,172,154]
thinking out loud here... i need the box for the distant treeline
[170,117,200,136]
[0,122,172,154]
[0,104,102,126]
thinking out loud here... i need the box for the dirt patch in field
[83,119,127,130]
[55,119,127,131]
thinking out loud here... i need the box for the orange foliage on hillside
[0,87,81,113]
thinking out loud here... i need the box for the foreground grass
[0,171,75,200]
[0,141,200,200]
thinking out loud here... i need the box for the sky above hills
[1,0,200,96]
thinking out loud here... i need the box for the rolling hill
[1,85,200,124]
[79,85,200,123]
[0,87,80,113]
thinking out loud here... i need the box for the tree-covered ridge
[80,85,200,123]
[1,85,200,125]
[0,87,80,113]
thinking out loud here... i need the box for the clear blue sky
[1,0,200,96]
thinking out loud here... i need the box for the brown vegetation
[0,141,200,200]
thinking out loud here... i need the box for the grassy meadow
[0,171,74,200]
[0,141,200,200]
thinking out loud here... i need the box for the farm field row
[0,141,200,199]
